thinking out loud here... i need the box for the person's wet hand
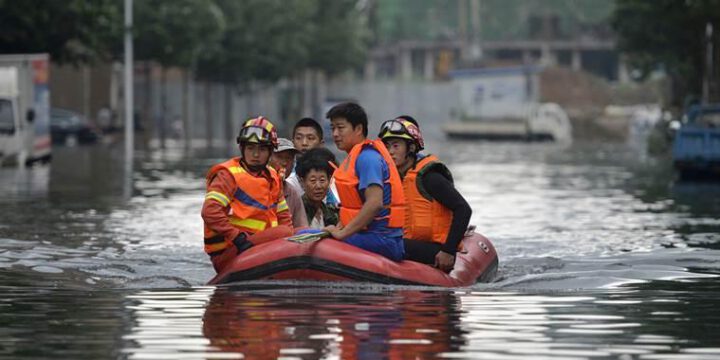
[233,233,253,253]
[323,225,346,240]
[434,251,455,273]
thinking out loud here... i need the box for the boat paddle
[286,230,331,244]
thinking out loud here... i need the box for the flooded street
[2,140,720,359]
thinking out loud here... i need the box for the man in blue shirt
[323,102,406,261]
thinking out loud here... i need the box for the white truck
[0,54,51,166]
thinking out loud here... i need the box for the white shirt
[309,207,325,229]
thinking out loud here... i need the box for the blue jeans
[344,231,405,261]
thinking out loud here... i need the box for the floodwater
[1,140,719,359]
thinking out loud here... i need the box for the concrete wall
[137,74,461,146]
[325,79,457,142]
[50,63,114,124]
[132,69,286,147]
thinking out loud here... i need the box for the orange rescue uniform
[334,139,405,228]
[202,158,293,272]
[402,154,454,245]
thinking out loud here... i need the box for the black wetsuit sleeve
[421,171,472,256]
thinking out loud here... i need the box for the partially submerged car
[50,108,101,145]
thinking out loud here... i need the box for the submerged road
[1,140,719,359]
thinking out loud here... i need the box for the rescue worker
[379,116,472,272]
[201,116,294,273]
[324,102,405,261]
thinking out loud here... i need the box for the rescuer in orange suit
[379,116,472,272]
[323,102,406,261]
[201,116,293,273]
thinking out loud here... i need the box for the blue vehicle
[672,104,720,178]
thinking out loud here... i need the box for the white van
[0,54,51,166]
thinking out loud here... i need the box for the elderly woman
[295,147,339,229]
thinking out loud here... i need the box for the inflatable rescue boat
[208,231,498,287]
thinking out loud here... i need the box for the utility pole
[702,22,714,104]
[469,0,482,62]
[458,0,467,63]
[124,0,134,197]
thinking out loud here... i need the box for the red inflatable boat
[208,231,498,287]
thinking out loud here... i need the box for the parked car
[50,108,101,145]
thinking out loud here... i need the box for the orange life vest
[402,154,454,245]
[334,139,405,229]
[203,158,286,255]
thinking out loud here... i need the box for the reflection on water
[113,283,720,359]
[0,287,125,359]
[48,146,128,206]
[0,165,49,200]
[1,141,720,359]
[198,287,455,359]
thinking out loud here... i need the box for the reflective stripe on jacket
[203,158,284,255]
[334,139,405,229]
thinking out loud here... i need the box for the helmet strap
[406,140,418,158]
[240,144,270,173]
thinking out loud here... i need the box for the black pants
[403,239,442,264]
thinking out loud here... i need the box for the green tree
[612,0,720,105]
[196,0,370,84]
[194,0,316,147]
[196,0,315,86]
[166,0,370,140]
[134,0,225,68]
[294,0,369,120]
[131,0,225,148]
[307,0,370,75]
[0,0,120,64]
